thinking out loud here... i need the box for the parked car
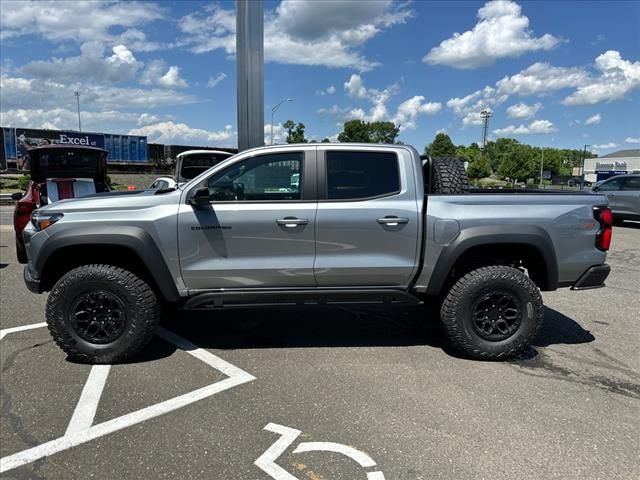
[591,174,640,222]
[13,145,109,263]
[149,176,177,190]
[21,144,612,363]
[150,150,234,189]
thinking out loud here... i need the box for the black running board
[183,288,422,310]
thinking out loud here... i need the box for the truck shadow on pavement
[146,305,594,362]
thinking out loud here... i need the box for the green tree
[467,156,492,179]
[425,133,456,157]
[283,120,307,143]
[321,137,331,143]
[337,120,400,144]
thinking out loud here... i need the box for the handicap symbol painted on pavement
[255,423,385,480]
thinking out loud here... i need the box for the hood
[39,188,181,214]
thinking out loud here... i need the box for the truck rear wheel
[431,156,469,194]
[439,266,544,360]
[46,264,160,364]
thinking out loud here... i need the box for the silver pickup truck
[21,143,612,363]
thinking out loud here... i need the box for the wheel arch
[425,225,558,296]
[37,226,180,302]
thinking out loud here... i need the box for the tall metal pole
[480,110,492,150]
[236,0,264,151]
[539,147,544,187]
[74,91,82,132]
[581,144,590,191]
[270,98,293,145]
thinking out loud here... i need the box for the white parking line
[293,441,377,468]
[0,326,256,473]
[65,365,111,436]
[0,322,47,340]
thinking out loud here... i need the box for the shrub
[18,174,31,191]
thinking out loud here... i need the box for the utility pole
[270,98,293,145]
[236,0,264,151]
[539,147,544,188]
[480,110,492,150]
[74,91,82,132]
[581,144,590,191]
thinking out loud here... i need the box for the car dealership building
[583,149,640,183]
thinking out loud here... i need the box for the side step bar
[183,289,422,310]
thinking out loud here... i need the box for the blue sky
[1,0,639,154]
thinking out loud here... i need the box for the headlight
[31,211,63,231]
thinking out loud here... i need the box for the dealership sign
[595,161,627,171]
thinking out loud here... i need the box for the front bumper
[24,263,42,294]
[571,264,611,290]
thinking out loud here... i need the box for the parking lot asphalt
[1,218,639,480]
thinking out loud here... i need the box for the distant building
[583,149,640,182]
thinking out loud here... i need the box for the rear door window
[598,177,625,191]
[326,151,400,200]
[622,176,640,190]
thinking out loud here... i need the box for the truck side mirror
[188,187,210,207]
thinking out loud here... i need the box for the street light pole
[581,144,590,191]
[74,91,82,132]
[270,98,293,145]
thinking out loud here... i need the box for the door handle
[377,216,409,226]
[276,217,309,228]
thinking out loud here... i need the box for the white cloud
[591,142,618,149]
[494,119,556,136]
[343,74,400,122]
[0,74,196,111]
[264,123,286,144]
[625,137,640,144]
[322,75,440,130]
[129,122,235,146]
[424,0,560,69]
[584,113,602,125]
[0,1,165,47]
[20,43,142,84]
[563,51,640,105]
[496,62,588,96]
[207,73,227,88]
[179,1,412,71]
[393,96,442,130]
[446,86,507,126]
[0,107,143,130]
[506,102,542,119]
[140,60,188,88]
[317,85,336,96]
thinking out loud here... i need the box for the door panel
[178,149,317,290]
[314,148,421,287]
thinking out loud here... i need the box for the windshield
[180,152,233,180]
[30,149,105,180]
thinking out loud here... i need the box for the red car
[13,145,109,263]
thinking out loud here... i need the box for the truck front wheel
[46,264,161,364]
[440,266,544,360]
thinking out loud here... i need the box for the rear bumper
[571,264,610,290]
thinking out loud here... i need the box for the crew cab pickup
[21,144,612,363]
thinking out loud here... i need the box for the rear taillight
[594,206,612,251]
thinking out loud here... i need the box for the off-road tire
[440,265,544,360]
[16,236,27,264]
[431,156,469,194]
[46,264,160,364]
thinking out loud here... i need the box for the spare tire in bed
[431,156,469,194]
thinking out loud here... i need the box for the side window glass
[207,152,303,201]
[622,176,640,190]
[598,177,625,191]
[326,151,400,200]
